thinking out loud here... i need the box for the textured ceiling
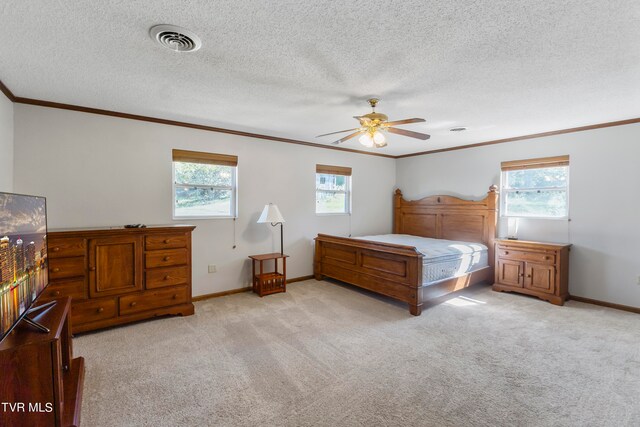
[1,0,639,156]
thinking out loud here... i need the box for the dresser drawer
[48,238,86,258]
[146,266,189,289]
[40,279,87,301]
[49,257,85,280]
[119,285,189,315]
[497,248,555,264]
[72,298,117,325]
[145,248,188,268]
[145,234,188,251]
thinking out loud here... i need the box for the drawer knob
[544,256,550,260]
[53,268,60,273]
[54,290,61,296]
[89,266,96,271]
[97,307,104,313]
[53,247,60,252]
[172,294,178,299]
[504,251,509,255]
[130,301,137,307]
[163,256,170,261]
[164,239,169,244]
[164,275,170,281]
[527,274,532,278]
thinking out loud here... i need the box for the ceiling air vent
[149,24,202,52]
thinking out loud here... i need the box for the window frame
[315,172,352,216]
[172,157,238,220]
[500,159,570,220]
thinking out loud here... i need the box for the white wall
[0,93,13,192]
[397,123,640,308]
[13,104,396,296]
[12,102,640,308]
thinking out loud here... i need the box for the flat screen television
[0,192,48,342]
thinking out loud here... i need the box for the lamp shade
[257,203,285,224]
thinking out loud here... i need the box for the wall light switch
[208,265,217,273]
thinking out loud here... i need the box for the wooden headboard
[393,186,499,264]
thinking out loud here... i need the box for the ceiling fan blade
[331,131,363,145]
[387,127,431,140]
[316,128,360,138]
[384,118,426,127]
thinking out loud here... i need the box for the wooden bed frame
[314,186,498,315]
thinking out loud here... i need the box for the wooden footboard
[314,234,425,315]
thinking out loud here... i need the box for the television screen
[0,192,48,341]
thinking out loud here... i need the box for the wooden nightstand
[249,253,289,297]
[493,239,571,305]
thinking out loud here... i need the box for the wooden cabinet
[0,298,84,427]
[496,258,524,287]
[493,239,571,305]
[526,263,555,294]
[42,225,195,334]
[89,235,143,297]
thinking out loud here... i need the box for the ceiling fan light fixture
[319,99,430,147]
[373,131,386,145]
[359,133,374,147]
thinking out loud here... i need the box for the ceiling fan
[317,98,430,148]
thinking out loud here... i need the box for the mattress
[355,234,489,285]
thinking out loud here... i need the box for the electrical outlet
[208,265,217,273]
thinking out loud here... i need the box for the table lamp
[507,217,519,240]
[257,203,285,254]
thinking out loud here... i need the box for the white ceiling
[1,0,639,156]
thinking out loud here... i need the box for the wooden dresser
[493,239,571,305]
[41,225,196,333]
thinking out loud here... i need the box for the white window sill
[501,215,569,221]
[173,216,237,220]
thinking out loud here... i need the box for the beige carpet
[75,280,640,426]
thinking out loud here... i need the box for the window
[316,164,351,214]
[172,149,238,218]
[501,155,569,219]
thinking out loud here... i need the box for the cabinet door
[89,236,143,297]
[497,259,524,287]
[524,263,556,294]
